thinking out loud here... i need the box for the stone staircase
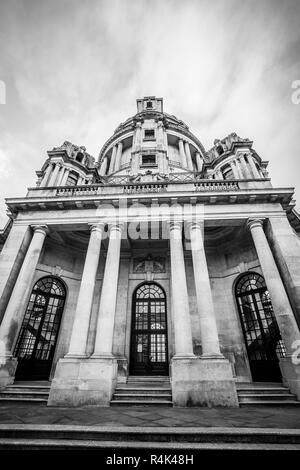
[110,376,173,406]
[237,382,300,406]
[0,382,50,404]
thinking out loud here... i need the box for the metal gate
[14,276,66,380]
[235,272,285,382]
[130,283,168,376]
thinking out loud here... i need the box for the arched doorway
[14,276,66,381]
[235,272,286,382]
[130,282,168,376]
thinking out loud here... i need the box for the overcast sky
[0,0,299,227]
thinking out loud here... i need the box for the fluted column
[0,225,49,355]
[40,164,53,187]
[114,142,123,172]
[60,168,70,186]
[48,163,61,186]
[169,221,195,357]
[188,221,222,357]
[247,219,300,354]
[178,139,187,168]
[184,142,193,170]
[108,146,117,174]
[248,156,261,178]
[196,152,203,172]
[93,223,123,357]
[67,223,105,357]
[99,156,108,176]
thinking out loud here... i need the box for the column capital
[169,220,183,232]
[247,218,265,230]
[88,222,106,234]
[186,219,204,232]
[31,225,49,236]
[108,221,125,234]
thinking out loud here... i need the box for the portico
[0,96,300,408]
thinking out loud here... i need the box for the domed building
[0,96,300,408]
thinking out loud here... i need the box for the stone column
[108,146,117,174]
[248,155,261,178]
[239,155,251,178]
[56,166,67,186]
[248,218,300,399]
[0,225,48,387]
[0,224,32,323]
[266,216,300,328]
[99,156,108,176]
[40,164,53,187]
[93,223,123,357]
[188,221,222,357]
[60,168,70,186]
[184,142,194,171]
[196,152,203,172]
[178,139,187,168]
[170,220,238,407]
[169,221,194,357]
[47,163,61,186]
[114,142,123,172]
[230,160,240,179]
[66,223,104,357]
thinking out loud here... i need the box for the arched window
[14,277,66,380]
[221,163,234,179]
[130,282,168,375]
[75,152,84,164]
[66,170,79,186]
[235,272,285,382]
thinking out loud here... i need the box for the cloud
[0,0,299,229]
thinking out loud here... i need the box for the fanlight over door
[235,272,285,382]
[14,277,66,380]
[130,283,168,376]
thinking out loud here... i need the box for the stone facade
[0,96,300,407]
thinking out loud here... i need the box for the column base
[171,356,239,407]
[280,356,300,400]
[0,356,18,389]
[48,356,118,407]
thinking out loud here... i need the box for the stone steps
[111,376,173,407]
[0,384,50,404]
[237,383,300,406]
[0,424,299,450]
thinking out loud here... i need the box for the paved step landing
[237,382,300,406]
[111,376,173,407]
[0,382,50,404]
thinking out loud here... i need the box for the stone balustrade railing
[194,181,239,191]
[54,180,239,197]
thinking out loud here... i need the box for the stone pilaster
[108,146,117,174]
[196,152,203,172]
[184,142,193,170]
[178,139,187,168]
